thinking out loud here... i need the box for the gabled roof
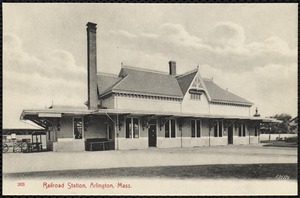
[97,73,122,95]
[202,78,253,105]
[98,66,183,98]
[97,65,252,105]
[176,70,198,95]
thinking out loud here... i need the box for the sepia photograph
[2,2,298,195]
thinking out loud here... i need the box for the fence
[260,134,297,141]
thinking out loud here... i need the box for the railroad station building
[21,22,278,152]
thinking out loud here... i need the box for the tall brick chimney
[169,61,176,76]
[87,22,98,110]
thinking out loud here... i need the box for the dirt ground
[3,144,297,174]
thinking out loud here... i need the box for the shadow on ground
[4,163,297,180]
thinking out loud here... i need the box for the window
[165,120,169,138]
[219,121,223,137]
[190,93,201,100]
[73,118,83,139]
[238,124,246,137]
[254,126,258,137]
[126,118,139,139]
[165,119,176,138]
[238,126,242,137]
[191,120,202,138]
[107,124,113,140]
[213,121,223,137]
[214,124,218,137]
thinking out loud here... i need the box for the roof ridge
[122,65,170,75]
[100,74,129,96]
[176,68,198,78]
[97,72,120,78]
[108,74,129,93]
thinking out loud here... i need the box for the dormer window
[190,93,201,100]
[189,89,203,101]
[188,72,206,101]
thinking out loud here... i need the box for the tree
[270,113,292,133]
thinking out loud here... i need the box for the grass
[261,140,298,148]
[4,163,297,180]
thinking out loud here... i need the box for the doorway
[228,126,233,144]
[148,119,157,147]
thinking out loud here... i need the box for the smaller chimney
[169,61,176,76]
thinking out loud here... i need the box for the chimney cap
[87,22,97,31]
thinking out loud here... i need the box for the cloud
[198,63,297,117]
[158,23,205,49]
[3,34,87,128]
[102,22,297,117]
[208,21,246,48]
[105,21,297,72]
[4,34,86,81]
[246,36,297,63]
[110,30,137,39]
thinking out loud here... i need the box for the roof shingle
[97,74,122,95]
[176,70,197,95]
[203,78,253,105]
[112,67,183,97]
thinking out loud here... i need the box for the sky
[3,3,298,128]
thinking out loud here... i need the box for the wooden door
[228,126,233,144]
[148,124,157,147]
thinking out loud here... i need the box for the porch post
[258,123,261,143]
[116,114,119,150]
[209,128,211,147]
[181,127,183,148]
[249,122,251,144]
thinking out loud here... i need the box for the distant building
[289,116,298,134]
[21,22,278,152]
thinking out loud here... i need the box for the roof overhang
[261,118,282,123]
[38,113,62,118]
[21,109,96,129]
[21,109,94,120]
[210,100,253,106]
[93,109,279,122]
[100,90,183,100]
[20,108,281,125]
[189,88,206,94]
